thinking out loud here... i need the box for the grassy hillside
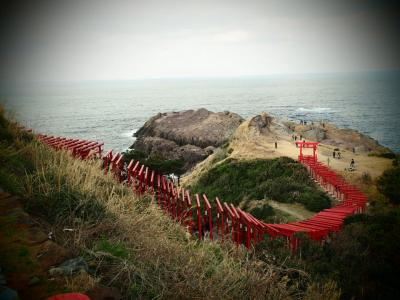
[186,157,331,216]
[0,107,338,299]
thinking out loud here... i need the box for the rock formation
[132,108,243,171]
[291,123,388,153]
[248,112,273,134]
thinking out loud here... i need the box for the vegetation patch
[122,149,185,179]
[187,157,331,213]
[95,236,129,259]
[377,165,400,205]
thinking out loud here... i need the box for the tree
[377,167,400,205]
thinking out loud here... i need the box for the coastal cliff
[131,108,243,170]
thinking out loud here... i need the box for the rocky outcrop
[133,136,209,170]
[323,124,387,152]
[248,112,273,134]
[299,126,326,142]
[134,108,243,148]
[132,109,243,171]
[291,123,388,152]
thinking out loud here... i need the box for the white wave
[297,107,331,113]
[121,130,136,138]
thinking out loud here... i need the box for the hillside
[0,108,338,299]
[2,107,400,299]
[185,157,331,223]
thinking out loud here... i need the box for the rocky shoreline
[131,108,391,173]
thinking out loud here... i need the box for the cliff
[131,108,243,170]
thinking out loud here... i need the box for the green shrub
[248,204,274,221]
[368,152,396,159]
[122,149,184,176]
[188,157,330,213]
[377,166,400,205]
[298,209,400,300]
[361,172,372,183]
[0,169,23,195]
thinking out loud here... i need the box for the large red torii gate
[296,141,319,162]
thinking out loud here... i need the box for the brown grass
[22,142,318,299]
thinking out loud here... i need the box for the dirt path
[0,190,68,299]
[267,200,315,221]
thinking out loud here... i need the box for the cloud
[213,30,252,43]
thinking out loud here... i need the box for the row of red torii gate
[36,133,367,250]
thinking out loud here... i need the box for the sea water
[1,71,399,153]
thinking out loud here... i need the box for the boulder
[49,257,88,277]
[134,108,243,148]
[173,144,208,166]
[133,136,177,158]
[132,109,243,171]
[249,113,273,130]
[302,127,326,142]
[133,136,208,171]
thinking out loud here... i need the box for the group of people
[291,134,303,141]
[291,134,306,148]
[299,120,316,127]
[333,150,341,159]
[333,149,356,170]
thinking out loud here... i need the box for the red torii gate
[296,141,319,162]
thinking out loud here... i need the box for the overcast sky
[1,0,399,81]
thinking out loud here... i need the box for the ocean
[1,71,400,153]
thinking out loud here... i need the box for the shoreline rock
[288,122,390,153]
[131,108,243,171]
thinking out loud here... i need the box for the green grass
[187,157,331,213]
[95,236,129,259]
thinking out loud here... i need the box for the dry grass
[64,270,99,293]
[181,147,229,186]
[266,200,315,221]
[304,280,341,300]
[21,142,320,299]
[0,104,343,299]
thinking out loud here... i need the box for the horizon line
[2,68,400,84]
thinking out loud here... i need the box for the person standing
[275,141,277,149]
[333,151,336,158]
[350,158,355,168]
